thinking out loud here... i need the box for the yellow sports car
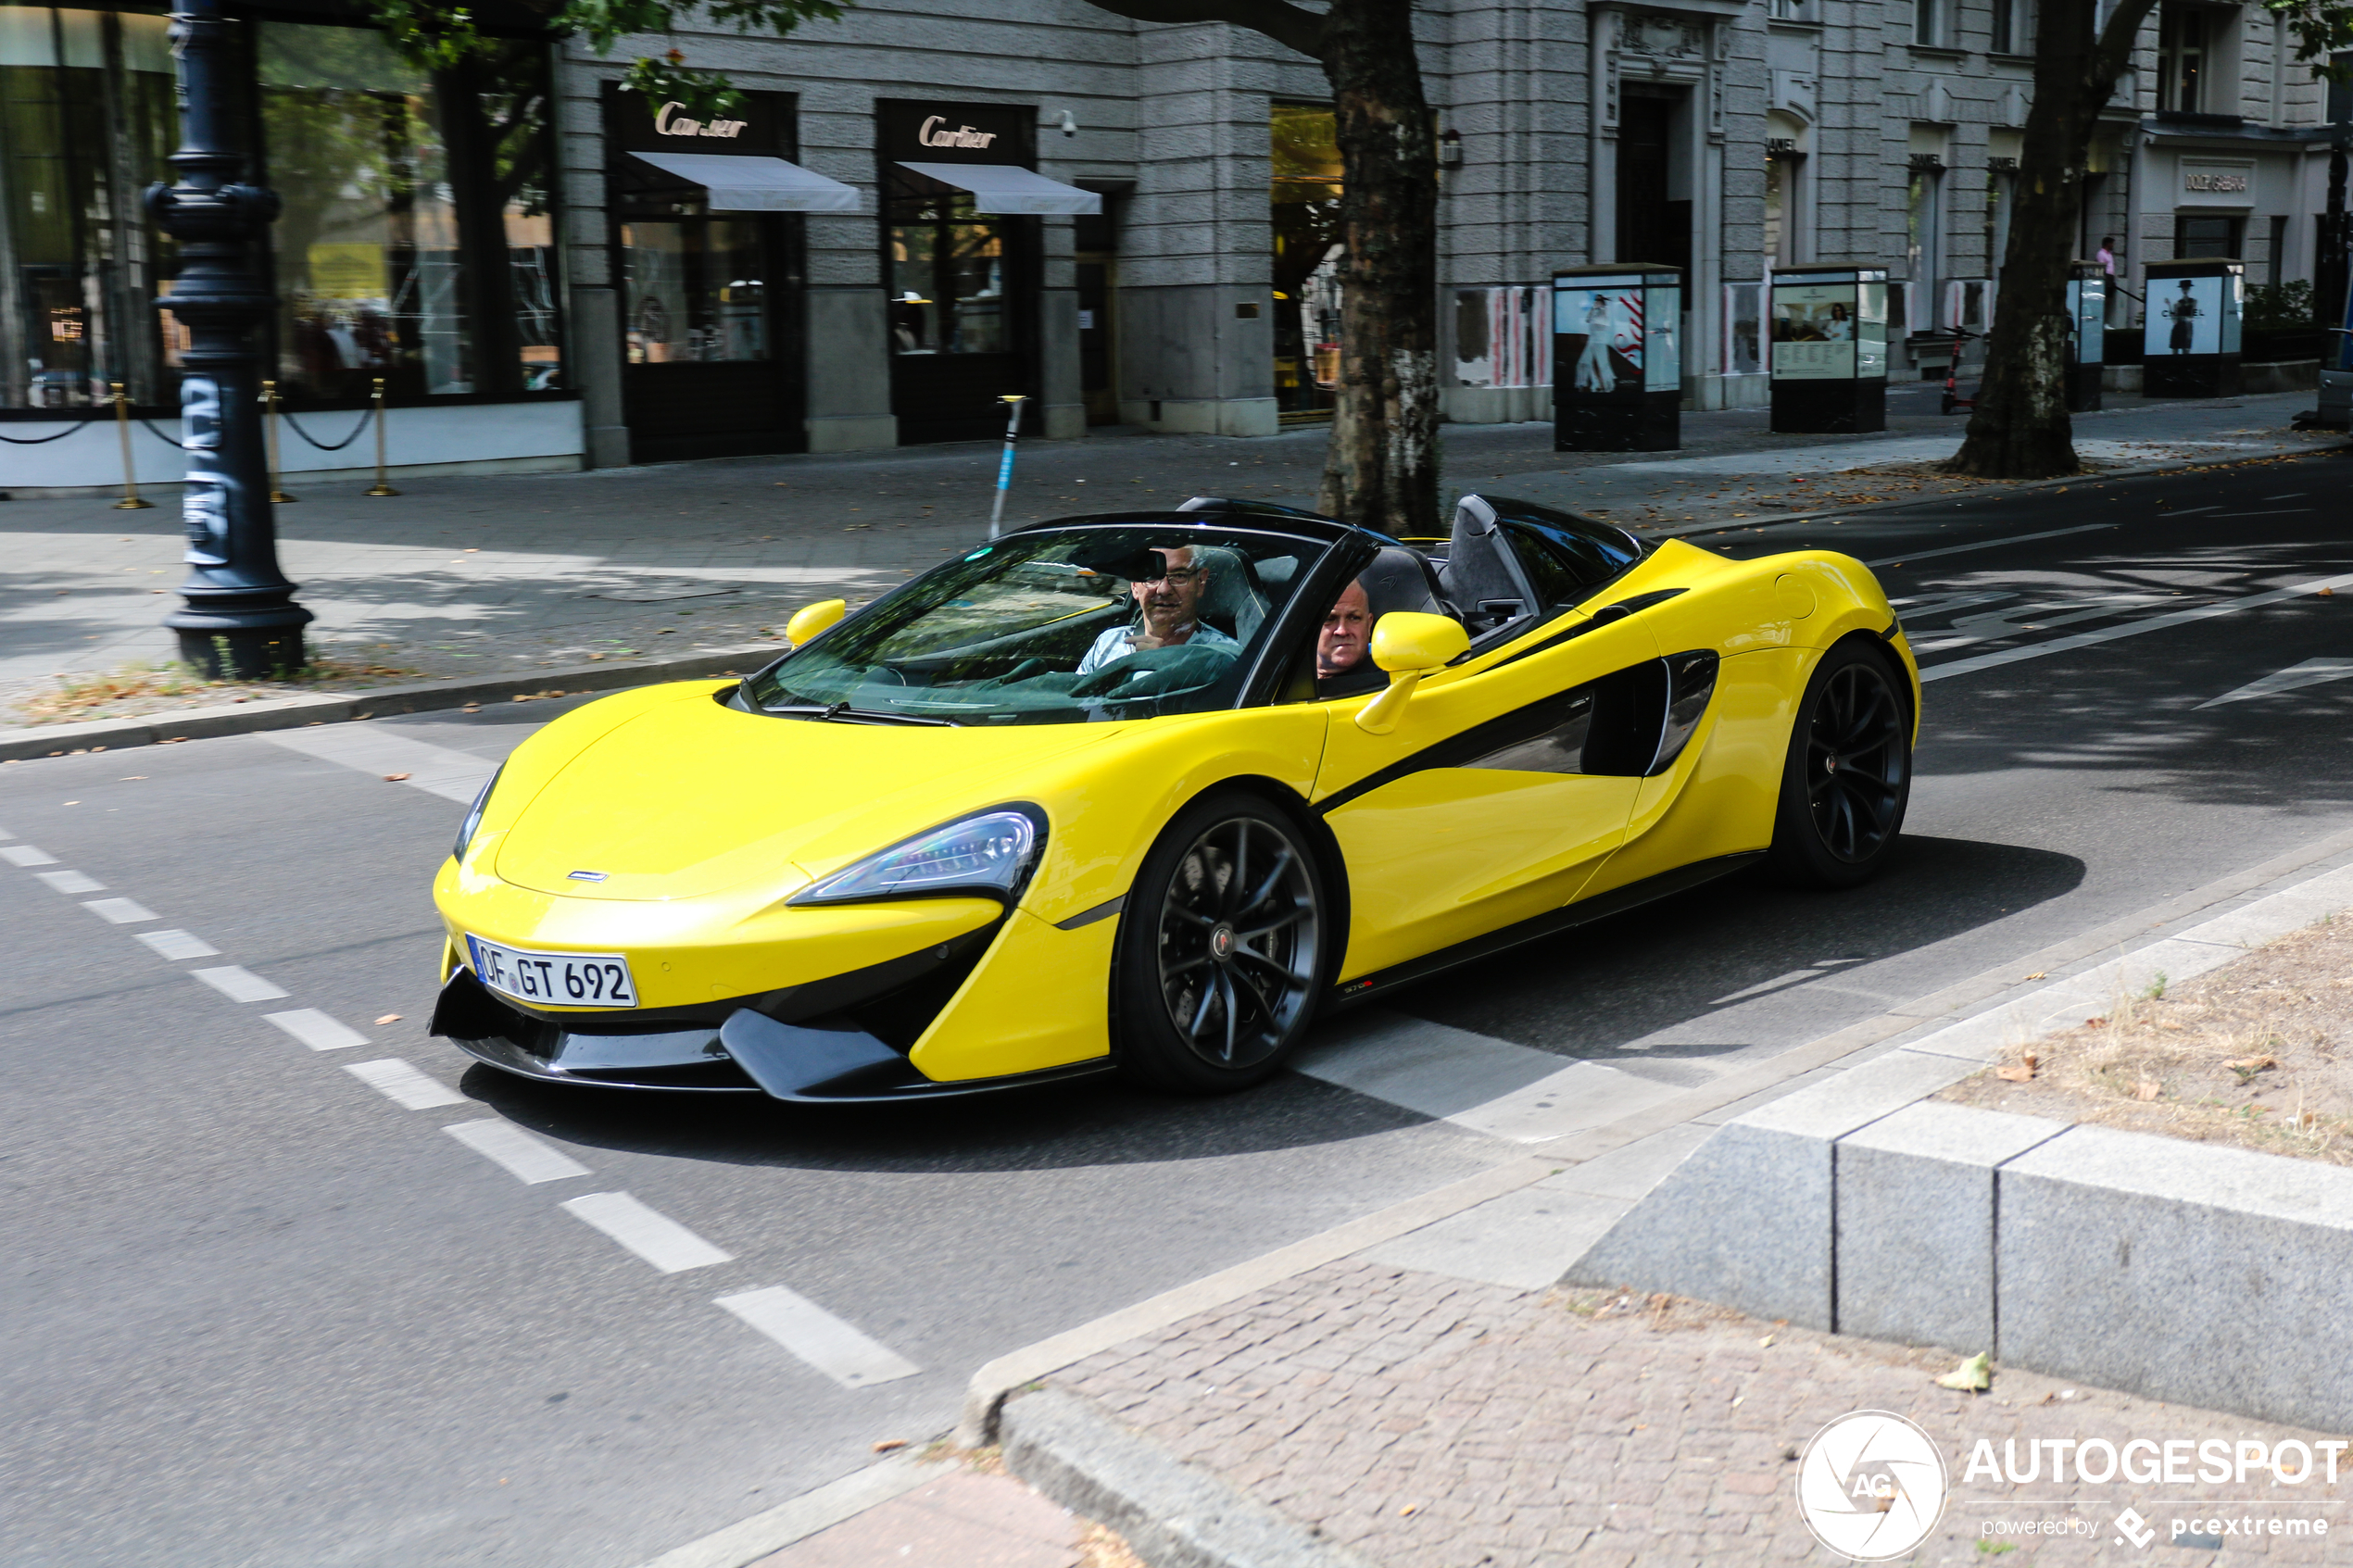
[431,495,1919,1099]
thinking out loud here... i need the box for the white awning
[628,151,861,213]
[896,161,1102,216]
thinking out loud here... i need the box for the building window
[1768,0,1818,22]
[2267,214,2288,284]
[1270,102,1342,419]
[1982,165,2017,275]
[1991,0,2032,52]
[258,23,560,406]
[1765,151,1806,266]
[2173,214,2240,258]
[1906,160,1945,330]
[0,5,180,411]
[1913,0,1947,47]
[2157,6,2208,113]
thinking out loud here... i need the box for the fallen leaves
[1996,1053,2039,1083]
[871,1438,907,1453]
[1934,1351,1993,1392]
[2024,972,2046,981]
[383,772,412,782]
[375,1014,402,1025]
[2133,1077,2163,1100]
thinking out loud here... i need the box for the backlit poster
[2146,276,2223,358]
[1772,282,1858,379]
[1554,280,1645,394]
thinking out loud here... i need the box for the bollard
[365,377,399,496]
[262,379,297,503]
[111,383,153,509]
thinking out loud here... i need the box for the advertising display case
[2142,258,2244,398]
[2066,262,2106,412]
[1551,266,1683,451]
[1768,267,1887,433]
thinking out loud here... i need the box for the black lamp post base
[170,625,309,680]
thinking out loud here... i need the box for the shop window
[622,221,770,363]
[1271,102,1342,420]
[0,5,179,411]
[886,175,1013,357]
[2158,6,2207,113]
[1906,162,1946,331]
[2174,214,2240,258]
[1982,166,2016,274]
[1765,150,1807,266]
[258,23,560,407]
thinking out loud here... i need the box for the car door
[1313,607,1665,985]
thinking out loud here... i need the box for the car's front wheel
[1114,791,1327,1095]
[1765,640,1912,888]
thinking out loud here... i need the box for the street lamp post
[147,0,310,678]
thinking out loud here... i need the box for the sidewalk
[5,388,2334,720]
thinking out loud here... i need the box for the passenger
[1316,578,1372,680]
[1077,546,1241,673]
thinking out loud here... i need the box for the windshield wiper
[762,701,960,728]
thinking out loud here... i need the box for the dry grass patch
[1939,916,2353,1164]
[13,656,421,726]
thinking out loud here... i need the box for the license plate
[466,935,638,1009]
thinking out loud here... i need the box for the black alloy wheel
[1114,793,1327,1094]
[1766,641,1912,888]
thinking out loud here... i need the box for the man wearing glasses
[1076,545,1242,673]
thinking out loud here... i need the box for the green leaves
[2261,0,2353,76]
[355,0,485,71]
[1933,1351,1993,1392]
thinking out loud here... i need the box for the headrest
[1189,545,1267,643]
[1355,546,1447,621]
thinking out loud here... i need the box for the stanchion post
[365,376,399,495]
[112,382,154,509]
[262,378,296,503]
[987,393,1026,539]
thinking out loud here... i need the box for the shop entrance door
[1617,93,1692,276]
[619,218,801,463]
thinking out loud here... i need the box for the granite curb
[1565,859,2353,1431]
[1000,1387,1375,1568]
[0,643,781,763]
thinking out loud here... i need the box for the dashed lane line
[264,1008,369,1051]
[345,1058,467,1110]
[82,897,157,923]
[2,844,59,867]
[35,870,105,895]
[191,965,289,1003]
[715,1286,923,1389]
[257,726,499,805]
[138,928,220,960]
[1919,570,2353,684]
[445,1119,593,1185]
[561,1192,734,1273]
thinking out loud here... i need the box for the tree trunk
[1316,0,1440,532]
[1950,0,2156,477]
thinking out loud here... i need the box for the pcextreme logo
[1795,1411,1950,1561]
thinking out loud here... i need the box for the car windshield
[744,524,1328,725]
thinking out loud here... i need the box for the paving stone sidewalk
[5,387,2329,719]
[1052,1259,2348,1567]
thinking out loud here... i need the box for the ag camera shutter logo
[1795,1410,1949,1560]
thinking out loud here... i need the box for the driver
[1076,545,1240,673]
[1316,577,1372,680]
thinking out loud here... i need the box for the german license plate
[467,935,638,1009]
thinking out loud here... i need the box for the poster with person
[2145,276,2224,358]
[1771,282,1859,379]
[1554,282,1644,394]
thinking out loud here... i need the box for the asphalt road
[5,444,2349,1567]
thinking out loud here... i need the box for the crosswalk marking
[2196,658,2353,709]
[257,727,499,805]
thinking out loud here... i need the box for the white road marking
[445,1120,592,1185]
[345,1058,467,1109]
[139,929,220,960]
[2208,508,2313,519]
[191,965,288,1002]
[2,844,59,867]
[263,1008,369,1051]
[82,897,157,923]
[715,1286,923,1388]
[1865,522,2113,568]
[1294,1009,1685,1143]
[1919,570,2353,684]
[1909,594,2173,655]
[1708,958,1868,1007]
[35,870,105,895]
[257,727,499,805]
[2196,658,2353,709]
[561,1191,733,1273]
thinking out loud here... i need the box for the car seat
[1191,545,1270,643]
[1438,495,1540,636]
[1357,546,1453,621]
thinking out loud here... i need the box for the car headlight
[452,765,503,863]
[789,808,1042,907]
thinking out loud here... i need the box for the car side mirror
[785,598,847,646]
[1355,612,1469,734]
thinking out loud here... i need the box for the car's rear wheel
[1765,640,1912,888]
[1114,791,1327,1095]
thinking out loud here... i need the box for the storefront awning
[896,162,1102,216]
[628,151,861,212]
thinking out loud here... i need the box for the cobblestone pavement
[1060,1260,2349,1567]
[5,388,2327,717]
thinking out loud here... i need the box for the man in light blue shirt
[1077,545,1240,673]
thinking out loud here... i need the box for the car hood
[494,695,1119,900]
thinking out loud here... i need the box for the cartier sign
[918,115,997,149]
[656,101,747,139]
